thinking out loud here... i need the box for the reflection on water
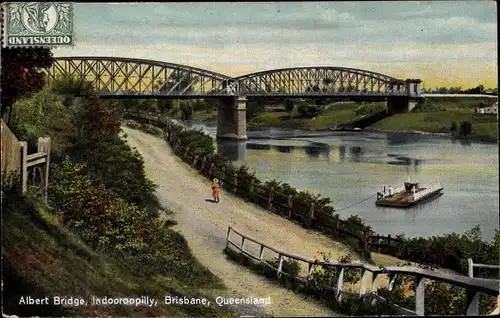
[274,145,294,153]
[217,141,246,161]
[173,120,498,240]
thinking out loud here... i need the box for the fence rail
[123,111,403,256]
[2,119,51,202]
[468,258,500,278]
[226,226,499,316]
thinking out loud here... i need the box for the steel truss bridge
[45,57,420,98]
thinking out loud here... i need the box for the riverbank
[175,97,497,142]
[370,112,498,143]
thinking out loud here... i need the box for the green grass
[2,190,233,318]
[192,110,217,121]
[247,102,384,130]
[370,110,498,141]
[426,97,497,110]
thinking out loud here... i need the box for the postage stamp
[2,2,74,47]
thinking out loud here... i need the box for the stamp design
[2,2,74,47]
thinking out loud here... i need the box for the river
[175,120,499,241]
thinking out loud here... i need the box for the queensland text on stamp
[2,2,74,47]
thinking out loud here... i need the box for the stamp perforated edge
[1,2,76,49]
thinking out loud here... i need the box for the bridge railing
[226,226,499,316]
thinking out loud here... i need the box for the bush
[284,99,294,113]
[49,157,161,252]
[266,257,301,277]
[459,120,472,137]
[450,121,458,132]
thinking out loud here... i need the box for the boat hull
[375,188,443,208]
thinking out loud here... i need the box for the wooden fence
[468,258,500,278]
[1,119,51,201]
[226,226,499,316]
[122,110,402,256]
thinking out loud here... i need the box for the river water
[176,120,499,241]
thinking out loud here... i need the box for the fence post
[240,236,245,251]
[201,157,206,172]
[259,245,265,261]
[192,155,199,168]
[233,175,238,193]
[359,268,369,295]
[209,163,214,176]
[220,167,225,182]
[307,262,315,277]
[249,180,254,199]
[468,258,474,278]
[277,253,284,278]
[37,137,51,203]
[267,191,273,210]
[184,146,190,158]
[20,141,28,195]
[387,272,396,291]
[308,203,315,228]
[466,288,480,315]
[287,195,293,219]
[336,267,344,301]
[415,275,426,316]
[226,227,231,249]
[371,273,379,293]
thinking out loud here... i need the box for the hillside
[2,189,233,317]
[1,80,236,318]
[370,97,498,142]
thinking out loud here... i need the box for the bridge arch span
[236,66,405,96]
[46,56,236,97]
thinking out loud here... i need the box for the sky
[54,1,498,89]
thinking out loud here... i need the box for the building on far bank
[476,102,498,115]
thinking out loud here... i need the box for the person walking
[212,178,220,203]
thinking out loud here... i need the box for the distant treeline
[422,84,497,95]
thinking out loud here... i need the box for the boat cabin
[404,181,420,193]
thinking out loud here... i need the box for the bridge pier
[216,96,248,140]
[386,97,419,114]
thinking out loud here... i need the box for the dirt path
[122,127,359,316]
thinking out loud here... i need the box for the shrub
[459,120,472,137]
[49,156,161,252]
[265,257,301,277]
[450,121,458,132]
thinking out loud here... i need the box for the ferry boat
[375,178,443,207]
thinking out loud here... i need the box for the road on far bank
[122,126,356,317]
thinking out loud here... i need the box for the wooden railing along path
[2,119,51,202]
[468,258,500,278]
[226,226,499,316]
[122,110,403,256]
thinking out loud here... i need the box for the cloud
[61,2,497,88]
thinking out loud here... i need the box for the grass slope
[2,191,233,318]
[370,97,498,141]
[248,102,385,130]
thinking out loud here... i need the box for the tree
[284,99,294,113]
[450,121,457,132]
[1,47,54,122]
[50,76,94,107]
[459,121,472,138]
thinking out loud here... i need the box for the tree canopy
[1,47,54,118]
